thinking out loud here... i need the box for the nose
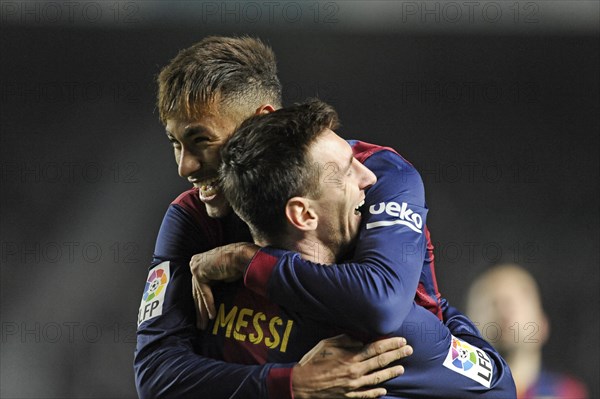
[177,148,201,178]
[356,160,377,189]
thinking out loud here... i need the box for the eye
[167,136,181,149]
[193,136,209,145]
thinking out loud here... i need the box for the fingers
[357,345,413,386]
[342,366,404,398]
[198,282,216,320]
[190,251,213,282]
[349,338,411,386]
[292,336,409,399]
[362,345,413,370]
[358,364,405,388]
[192,279,208,330]
[345,387,388,398]
[355,337,408,362]
[189,253,203,276]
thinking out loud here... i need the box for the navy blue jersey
[245,141,443,335]
[135,192,294,398]
[135,141,516,398]
[199,270,515,398]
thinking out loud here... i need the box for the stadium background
[1,1,598,397]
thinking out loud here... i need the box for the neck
[295,237,336,264]
[503,347,542,397]
[266,232,335,264]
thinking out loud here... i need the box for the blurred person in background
[466,263,588,399]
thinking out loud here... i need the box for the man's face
[467,268,547,353]
[165,106,239,218]
[307,129,377,259]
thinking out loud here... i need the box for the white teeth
[354,200,365,215]
[199,177,218,190]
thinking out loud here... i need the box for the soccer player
[135,36,412,399]
[135,36,514,397]
[205,99,516,397]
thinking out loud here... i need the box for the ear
[254,104,276,115]
[285,197,318,231]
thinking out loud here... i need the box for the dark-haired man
[135,36,508,398]
[136,36,414,399]
[197,99,516,398]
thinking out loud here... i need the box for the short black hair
[220,99,339,242]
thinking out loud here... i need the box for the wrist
[235,243,260,274]
[291,363,306,399]
[267,365,295,399]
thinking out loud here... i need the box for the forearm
[135,337,291,398]
[246,245,423,336]
[192,149,432,336]
[244,150,429,335]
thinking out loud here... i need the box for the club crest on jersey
[443,335,493,388]
[366,201,423,233]
[138,262,170,326]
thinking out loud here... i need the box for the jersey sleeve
[441,304,517,397]
[134,195,294,399]
[382,302,516,398]
[245,149,428,336]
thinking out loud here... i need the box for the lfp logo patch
[138,262,170,326]
[443,335,493,388]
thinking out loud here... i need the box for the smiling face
[165,105,239,218]
[157,36,282,218]
[307,129,377,259]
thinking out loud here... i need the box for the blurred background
[1,1,598,397]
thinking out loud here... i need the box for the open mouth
[354,199,365,216]
[198,177,219,201]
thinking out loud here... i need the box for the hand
[190,242,259,329]
[292,334,412,399]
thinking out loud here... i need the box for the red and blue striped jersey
[134,141,516,398]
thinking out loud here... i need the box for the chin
[205,202,232,219]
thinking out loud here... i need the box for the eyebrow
[166,125,210,139]
[342,153,353,174]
